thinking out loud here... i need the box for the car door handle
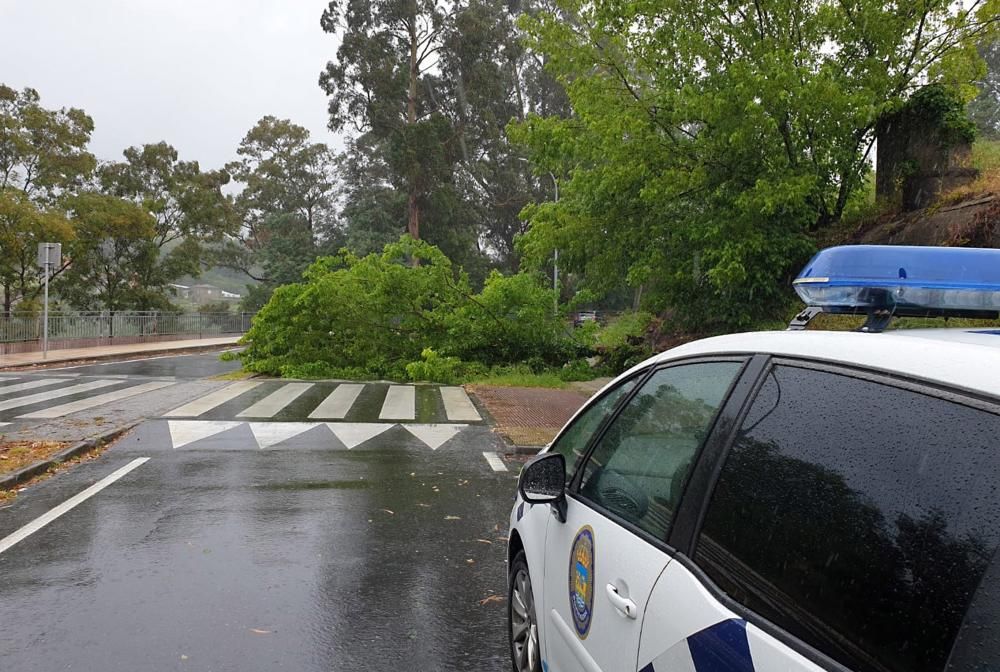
[605,583,638,619]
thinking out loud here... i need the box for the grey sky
[0,0,342,171]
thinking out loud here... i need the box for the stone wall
[876,87,979,211]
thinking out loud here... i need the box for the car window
[548,373,642,484]
[695,365,1000,672]
[578,362,741,541]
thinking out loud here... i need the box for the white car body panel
[510,326,1000,672]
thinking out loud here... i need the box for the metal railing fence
[0,311,253,354]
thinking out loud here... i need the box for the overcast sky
[0,0,342,171]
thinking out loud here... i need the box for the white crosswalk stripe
[0,380,483,424]
[379,385,415,420]
[308,383,364,419]
[237,382,313,418]
[19,381,176,419]
[164,381,263,417]
[440,386,481,421]
[0,379,120,413]
[0,378,71,395]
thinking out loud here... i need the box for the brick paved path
[467,385,590,447]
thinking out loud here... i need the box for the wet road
[0,356,520,671]
[45,350,243,379]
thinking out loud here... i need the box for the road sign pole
[37,242,60,360]
[42,264,49,359]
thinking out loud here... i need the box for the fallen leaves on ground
[0,440,71,477]
[379,508,394,515]
[476,538,493,545]
[479,595,505,605]
[249,628,272,635]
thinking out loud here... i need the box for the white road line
[379,385,415,420]
[0,378,70,395]
[163,381,263,417]
[0,379,120,413]
[483,451,508,472]
[18,381,176,419]
[440,386,481,421]
[0,458,150,555]
[308,383,365,419]
[237,382,313,418]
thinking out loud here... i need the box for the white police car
[508,245,1000,672]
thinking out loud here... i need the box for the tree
[512,0,1000,330]
[59,193,162,311]
[320,0,453,241]
[98,142,235,288]
[224,117,343,307]
[0,85,95,201]
[0,188,73,314]
[0,84,94,312]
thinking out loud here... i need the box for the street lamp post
[517,158,560,313]
[36,242,61,360]
[551,176,559,313]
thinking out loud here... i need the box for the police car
[508,245,1000,672]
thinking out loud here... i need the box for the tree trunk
[406,1,421,240]
[407,190,420,240]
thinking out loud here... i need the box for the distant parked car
[572,311,597,327]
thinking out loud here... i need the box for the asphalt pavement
[42,349,244,379]
[0,351,520,671]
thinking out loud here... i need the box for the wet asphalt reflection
[44,350,243,379]
[0,420,517,671]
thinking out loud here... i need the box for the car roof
[646,328,1000,400]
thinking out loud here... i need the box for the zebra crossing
[0,376,177,421]
[162,381,482,423]
[0,376,482,424]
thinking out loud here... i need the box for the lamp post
[517,158,559,313]
[36,242,61,360]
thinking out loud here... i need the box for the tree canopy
[511,0,999,329]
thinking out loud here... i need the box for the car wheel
[509,550,541,672]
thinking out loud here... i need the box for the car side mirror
[518,452,567,522]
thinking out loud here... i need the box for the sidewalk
[467,385,592,449]
[0,336,242,370]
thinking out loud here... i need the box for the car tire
[509,550,542,672]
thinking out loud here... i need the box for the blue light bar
[794,245,1000,316]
